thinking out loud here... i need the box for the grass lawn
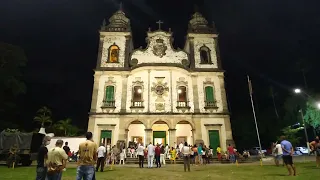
[1,163,320,180]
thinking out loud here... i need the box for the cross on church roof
[156,20,164,30]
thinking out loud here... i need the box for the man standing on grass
[76,132,98,180]
[273,141,283,166]
[96,143,106,172]
[36,136,51,180]
[147,142,155,168]
[46,139,68,180]
[280,136,296,176]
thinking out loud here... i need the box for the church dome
[101,10,131,32]
[188,12,216,34]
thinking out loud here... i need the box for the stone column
[90,72,101,112]
[145,129,153,144]
[120,74,129,113]
[218,74,229,113]
[191,75,200,113]
[191,129,196,145]
[168,129,176,147]
[194,119,203,145]
[125,129,129,148]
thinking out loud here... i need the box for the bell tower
[96,7,133,70]
[184,12,221,70]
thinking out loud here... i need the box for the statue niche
[107,43,120,63]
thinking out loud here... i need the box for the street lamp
[294,88,302,94]
[294,88,310,154]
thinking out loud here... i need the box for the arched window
[107,43,120,63]
[132,86,143,107]
[177,86,188,107]
[204,86,216,107]
[104,86,115,107]
[199,46,211,64]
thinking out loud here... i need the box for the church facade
[87,9,234,151]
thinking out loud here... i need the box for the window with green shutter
[105,86,114,101]
[205,86,214,102]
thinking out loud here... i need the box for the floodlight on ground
[294,88,301,94]
[317,102,320,109]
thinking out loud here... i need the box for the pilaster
[191,129,196,145]
[224,117,234,146]
[168,129,176,147]
[120,74,129,113]
[218,74,229,113]
[90,72,101,112]
[191,75,200,113]
[145,129,152,144]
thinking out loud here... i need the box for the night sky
[1,0,320,140]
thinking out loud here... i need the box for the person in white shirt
[181,142,191,172]
[147,142,155,168]
[136,143,145,168]
[96,143,106,172]
[273,142,283,166]
[164,144,169,159]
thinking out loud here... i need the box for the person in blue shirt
[197,144,203,165]
[280,136,296,176]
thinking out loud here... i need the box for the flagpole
[247,75,263,165]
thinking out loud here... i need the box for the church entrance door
[208,130,220,154]
[100,130,112,146]
[153,131,166,145]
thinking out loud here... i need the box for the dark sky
[1,0,320,132]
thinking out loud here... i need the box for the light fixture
[317,102,320,109]
[137,89,142,93]
[178,89,182,94]
[294,88,301,94]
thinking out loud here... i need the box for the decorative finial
[156,20,164,30]
[194,5,199,12]
[169,28,171,32]
[212,21,216,30]
[148,27,151,32]
[119,2,123,11]
[101,19,106,30]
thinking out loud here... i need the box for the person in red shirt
[155,144,161,168]
[227,144,235,163]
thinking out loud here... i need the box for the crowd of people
[35,131,320,179]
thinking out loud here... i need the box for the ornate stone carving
[151,77,169,97]
[130,58,138,67]
[181,59,190,67]
[155,103,165,111]
[203,78,214,86]
[152,39,167,58]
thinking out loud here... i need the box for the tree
[55,118,72,136]
[34,106,52,127]
[304,100,320,134]
[0,43,27,127]
[281,127,302,147]
[269,86,279,119]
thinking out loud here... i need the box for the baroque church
[87,8,234,152]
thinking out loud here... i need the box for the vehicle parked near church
[0,130,44,166]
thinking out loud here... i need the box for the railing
[205,101,218,108]
[177,101,189,108]
[131,101,144,108]
[102,100,115,107]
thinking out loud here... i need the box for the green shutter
[205,86,214,102]
[101,130,112,139]
[106,86,114,101]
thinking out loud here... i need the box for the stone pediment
[130,31,189,67]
